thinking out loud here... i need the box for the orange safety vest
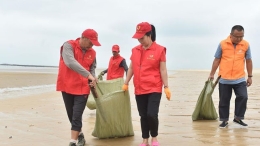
[106,55,125,80]
[56,38,96,95]
[219,36,249,80]
[131,42,166,95]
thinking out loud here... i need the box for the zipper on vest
[138,49,145,93]
[231,45,236,78]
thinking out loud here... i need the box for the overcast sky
[0,0,259,70]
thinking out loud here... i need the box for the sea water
[0,65,177,99]
[0,65,58,99]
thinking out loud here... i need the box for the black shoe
[69,142,76,146]
[219,121,228,128]
[77,133,86,146]
[233,119,248,126]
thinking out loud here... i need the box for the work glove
[122,84,128,91]
[164,87,171,101]
[97,72,104,81]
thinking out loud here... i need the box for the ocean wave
[0,84,56,99]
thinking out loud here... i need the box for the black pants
[219,81,248,121]
[135,92,161,139]
[62,92,88,132]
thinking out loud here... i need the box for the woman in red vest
[56,29,101,146]
[101,44,128,80]
[122,22,171,146]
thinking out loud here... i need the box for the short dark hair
[145,24,156,42]
[231,25,244,33]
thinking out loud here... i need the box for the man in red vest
[100,45,128,80]
[209,25,253,129]
[56,29,101,146]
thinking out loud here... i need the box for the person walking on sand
[209,25,253,128]
[56,29,101,146]
[122,22,171,146]
[100,44,128,80]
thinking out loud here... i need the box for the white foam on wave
[0,84,56,99]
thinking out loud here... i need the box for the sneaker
[219,121,228,128]
[69,142,76,146]
[77,133,86,146]
[233,119,248,126]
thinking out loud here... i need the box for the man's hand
[247,77,252,87]
[122,84,128,91]
[164,87,171,101]
[209,74,214,80]
[88,74,97,88]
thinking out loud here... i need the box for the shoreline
[1,64,260,73]
[0,64,58,68]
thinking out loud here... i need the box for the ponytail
[151,24,156,42]
[144,24,156,42]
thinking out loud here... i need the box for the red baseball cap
[82,29,101,46]
[112,45,120,52]
[132,22,152,39]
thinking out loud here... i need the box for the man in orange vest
[100,45,128,80]
[56,29,101,146]
[209,25,253,128]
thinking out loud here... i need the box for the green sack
[86,73,104,110]
[87,73,104,110]
[192,76,220,121]
[86,93,96,110]
[90,78,134,139]
[86,76,123,110]
[87,93,96,110]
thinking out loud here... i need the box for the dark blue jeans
[62,92,88,131]
[218,81,248,121]
[135,92,161,139]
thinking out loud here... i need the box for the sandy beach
[0,68,260,146]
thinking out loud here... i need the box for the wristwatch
[164,86,168,88]
[248,75,253,77]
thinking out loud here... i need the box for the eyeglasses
[231,34,244,39]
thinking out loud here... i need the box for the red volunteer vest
[107,55,125,80]
[131,42,166,95]
[56,38,96,95]
[219,36,249,79]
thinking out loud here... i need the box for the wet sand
[0,70,260,146]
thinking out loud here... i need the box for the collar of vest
[69,38,94,52]
[112,54,121,59]
[225,35,247,46]
[136,42,157,50]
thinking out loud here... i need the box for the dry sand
[0,70,260,146]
